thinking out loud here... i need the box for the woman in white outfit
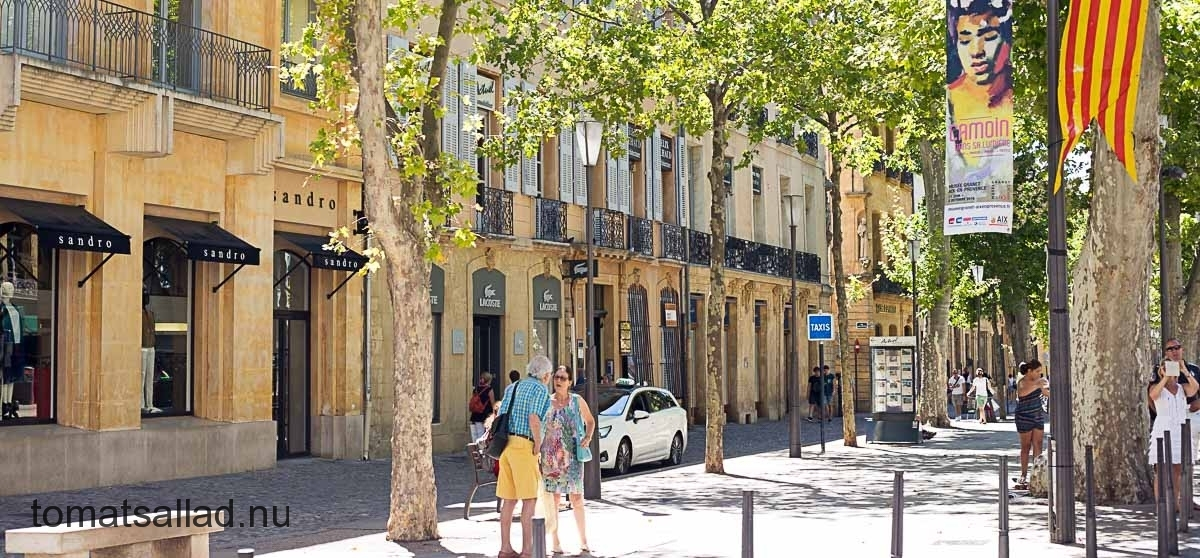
[1148,354,1199,513]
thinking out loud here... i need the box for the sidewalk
[259,421,1199,558]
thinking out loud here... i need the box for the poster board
[870,336,917,414]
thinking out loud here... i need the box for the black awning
[1,198,131,255]
[146,216,261,266]
[277,232,368,272]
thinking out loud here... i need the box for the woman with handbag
[539,365,595,555]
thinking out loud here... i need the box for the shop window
[660,287,682,397]
[142,238,193,416]
[274,250,310,312]
[0,224,55,424]
[531,319,558,369]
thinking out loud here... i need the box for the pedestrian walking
[539,365,595,555]
[807,367,822,422]
[469,372,495,441]
[822,365,835,422]
[1013,360,1047,490]
[966,369,991,424]
[1149,338,1200,514]
[948,369,966,419]
[495,356,554,558]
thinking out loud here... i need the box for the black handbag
[485,381,524,460]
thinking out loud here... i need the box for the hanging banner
[944,0,1014,236]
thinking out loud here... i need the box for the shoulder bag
[571,394,593,463]
[485,381,525,460]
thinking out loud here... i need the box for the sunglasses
[1167,346,1183,351]
[554,375,570,381]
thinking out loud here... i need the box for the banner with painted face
[944,0,1014,235]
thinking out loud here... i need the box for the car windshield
[597,390,631,416]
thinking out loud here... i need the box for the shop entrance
[473,315,503,394]
[273,313,310,459]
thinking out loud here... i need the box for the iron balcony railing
[280,59,317,100]
[661,222,686,261]
[0,0,273,110]
[591,208,626,250]
[802,131,820,159]
[629,216,654,257]
[534,197,568,243]
[873,273,908,295]
[477,187,513,236]
[688,230,711,265]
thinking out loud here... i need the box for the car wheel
[615,438,632,475]
[664,432,683,466]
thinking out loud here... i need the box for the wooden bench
[5,509,224,558]
[465,442,502,519]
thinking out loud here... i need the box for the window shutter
[559,131,575,202]
[643,135,654,219]
[503,78,521,192]
[606,151,619,211]
[678,133,689,227]
[618,148,632,214]
[574,135,588,205]
[384,36,409,168]
[521,82,540,195]
[459,63,478,163]
[651,132,664,221]
[442,62,461,159]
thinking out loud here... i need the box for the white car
[582,381,688,475]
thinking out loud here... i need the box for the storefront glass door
[273,314,309,458]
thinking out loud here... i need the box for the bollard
[1085,445,1097,558]
[1047,434,1056,542]
[999,456,1009,558]
[532,517,546,558]
[1159,438,1168,558]
[237,551,255,558]
[891,471,905,558]
[742,490,754,558]
[1166,430,1179,556]
[1183,420,1193,533]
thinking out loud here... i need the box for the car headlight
[598,425,611,438]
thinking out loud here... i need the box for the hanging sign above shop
[532,274,561,319]
[472,268,506,316]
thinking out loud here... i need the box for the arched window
[273,250,310,311]
[874,323,883,337]
[660,287,682,396]
[904,325,912,336]
[626,285,651,382]
[888,325,898,336]
[0,223,55,424]
[142,237,192,416]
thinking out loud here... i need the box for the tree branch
[419,0,461,207]
[665,1,698,28]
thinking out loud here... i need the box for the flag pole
[1046,0,1077,544]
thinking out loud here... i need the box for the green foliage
[282,0,482,267]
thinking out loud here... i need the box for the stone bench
[5,509,224,558]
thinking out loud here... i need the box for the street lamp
[784,192,804,458]
[908,238,922,436]
[970,264,984,377]
[575,119,603,500]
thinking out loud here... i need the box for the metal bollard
[1085,445,1097,558]
[1047,434,1056,542]
[532,517,546,558]
[1183,420,1193,533]
[742,490,754,558]
[999,456,1009,558]
[1159,438,1168,558]
[891,471,905,558]
[237,550,255,558]
[1166,430,1179,556]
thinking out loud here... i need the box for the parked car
[575,379,688,475]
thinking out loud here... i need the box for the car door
[646,390,675,459]
[625,391,656,463]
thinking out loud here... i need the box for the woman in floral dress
[540,365,595,555]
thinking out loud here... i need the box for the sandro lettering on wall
[274,190,337,211]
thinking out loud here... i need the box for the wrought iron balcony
[477,187,513,236]
[590,208,626,250]
[661,222,686,261]
[281,59,317,100]
[901,171,914,187]
[0,0,273,110]
[802,131,820,159]
[534,197,568,243]
[688,230,711,265]
[628,216,654,257]
[873,273,908,296]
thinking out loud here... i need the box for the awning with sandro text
[0,197,132,288]
[146,216,261,266]
[276,232,368,272]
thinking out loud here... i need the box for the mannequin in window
[142,293,160,413]
[1,281,21,420]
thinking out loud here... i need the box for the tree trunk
[704,96,729,474]
[1178,247,1200,357]
[352,0,439,541]
[1003,297,1032,366]
[827,119,857,447]
[917,139,951,428]
[1070,1,1162,505]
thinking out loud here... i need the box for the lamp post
[576,119,603,500]
[970,264,984,378]
[908,238,921,440]
[784,193,803,458]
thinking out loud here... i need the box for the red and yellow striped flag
[1055,0,1151,193]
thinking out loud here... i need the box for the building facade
[0,0,370,496]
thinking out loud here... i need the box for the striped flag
[1055,0,1151,193]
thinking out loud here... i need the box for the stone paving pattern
[0,414,867,557]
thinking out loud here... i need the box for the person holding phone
[1148,338,1200,513]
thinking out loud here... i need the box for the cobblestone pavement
[0,413,869,557]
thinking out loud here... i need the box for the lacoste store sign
[532,274,561,319]
[472,268,506,316]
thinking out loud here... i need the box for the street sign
[807,313,834,342]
